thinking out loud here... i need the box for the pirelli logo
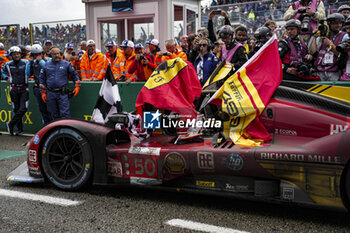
[196,180,215,188]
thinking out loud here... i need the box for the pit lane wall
[0,81,144,134]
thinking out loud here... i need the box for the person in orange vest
[103,40,122,77]
[114,40,138,84]
[161,39,188,62]
[0,43,9,67]
[80,40,106,81]
[146,39,163,68]
[43,39,53,58]
[128,43,156,82]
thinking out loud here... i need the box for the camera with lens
[254,41,264,52]
[315,19,329,37]
[300,14,311,32]
[336,39,350,53]
[139,54,145,60]
[297,63,312,76]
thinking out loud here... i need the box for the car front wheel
[41,128,93,191]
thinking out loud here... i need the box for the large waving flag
[208,35,282,146]
[91,65,122,124]
[135,58,202,118]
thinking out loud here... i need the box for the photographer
[248,26,272,58]
[279,19,317,81]
[63,43,78,70]
[208,9,231,44]
[310,13,349,81]
[338,5,350,32]
[338,18,350,80]
[283,0,325,44]
[128,43,156,82]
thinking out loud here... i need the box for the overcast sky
[0,0,211,28]
[0,0,85,27]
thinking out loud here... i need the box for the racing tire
[341,162,350,211]
[41,128,93,191]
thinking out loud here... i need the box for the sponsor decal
[33,135,40,144]
[107,158,123,178]
[196,180,215,188]
[259,153,341,164]
[224,183,249,192]
[330,124,349,135]
[28,150,37,163]
[128,146,161,156]
[165,152,186,174]
[130,177,161,185]
[197,152,214,169]
[274,128,297,136]
[282,187,294,200]
[226,154,244,170]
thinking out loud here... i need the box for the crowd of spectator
[0,23,86,51]
[203,0,349,33]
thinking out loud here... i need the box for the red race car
[7,82,350,211]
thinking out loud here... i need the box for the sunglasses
[199,44,208,47]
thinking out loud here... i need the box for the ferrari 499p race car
[6,81,350,211]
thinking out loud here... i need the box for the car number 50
[134,158,156,176]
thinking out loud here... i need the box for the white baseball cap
[87,40,96,46]
[120,40,135,48]
[146,39,159,46]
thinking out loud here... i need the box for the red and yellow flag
[135,58,202,118]
[209,36,282,146]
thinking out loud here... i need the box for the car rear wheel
[341,163,350,211]
[41,128,93,191]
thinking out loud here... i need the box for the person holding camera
[278,19,317,81]
[39,47,81,120]
[338,17,350,81]
[146,39,163,68]
[26,44,52,124]
[283,0,325,44]
[63,43,78,71]
[193,38,219,86]
[310,13,349,81]
[114,40,138,84]
[128,43,156,82]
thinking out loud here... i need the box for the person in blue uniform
[26,44,52,124]
[39,47,81,120]
[1,46,30,135]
